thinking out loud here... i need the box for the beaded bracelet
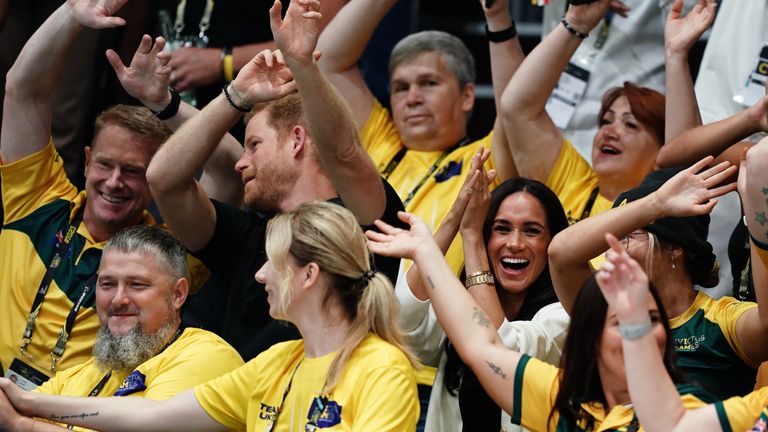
[561,17,589,39]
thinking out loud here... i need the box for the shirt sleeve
[1,141,76,224]
[510,355,560,431]
[194,359,260,430]
[711,296,759,367]
[714,386,768,432]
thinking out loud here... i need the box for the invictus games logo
[674,335,706,352]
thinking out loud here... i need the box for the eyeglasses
[620,230,649,251]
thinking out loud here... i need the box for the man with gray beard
[1,226,243,431]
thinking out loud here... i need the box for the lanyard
[20,205,96,371]
[267,358,332,432]
[579,187,600,222]
[174,0,215,41]
[383,137,470,208]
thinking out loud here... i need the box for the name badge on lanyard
[545,12,613,129]
[734,44,768,107]
[5,358,50,391]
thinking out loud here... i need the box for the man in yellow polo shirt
[0,0,206,387]
[0,225,243,431]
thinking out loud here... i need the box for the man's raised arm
[109,34,243,206]
[146,45,296,252]
[271,0,386,224]
[316,0,397,129]
[1,0,127,163]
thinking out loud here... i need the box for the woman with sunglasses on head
[0,201,419,431]
[397,148,570,431]
[595,137,768,432]
[365,206,716,431]
[547,155,768,400]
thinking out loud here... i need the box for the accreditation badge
[734,44,768,107]
[113,370,147,396]
[6,358,50,391]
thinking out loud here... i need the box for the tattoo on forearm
[756,212,768,226]
[486,360,507,379]
[426,276,436,290]
[472,307,490,328]
[49,412,99,421]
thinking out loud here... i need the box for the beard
[92,320,177,371]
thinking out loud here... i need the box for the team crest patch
[113,370,147,396]
[305,396,342,429]
[434,160,463,183]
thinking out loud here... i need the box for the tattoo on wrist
[49,412,99,421]
[426,276,436,290]
[486,360,507,379]
[472,307,490,328]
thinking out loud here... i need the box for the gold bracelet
[464,271,494,288]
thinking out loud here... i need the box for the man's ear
[84,146,92,177]
[170,278,189,311]
[461,83,476,114]
[290,125,307,158]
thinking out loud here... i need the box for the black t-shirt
[187,179,405,361]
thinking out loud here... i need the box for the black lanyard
[579,187,600,221]
[382,137,470,208]
[20,205,96,371]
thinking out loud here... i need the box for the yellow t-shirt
[36,327,243,430]
[715,386,768,432]
[194,333,419,431]
[360,100,498,274]
[546,140,612,225]
[0,141,209,382]
[510,355,711,431]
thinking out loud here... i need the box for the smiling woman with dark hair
[394,149,571,430]
[365,209,715,432]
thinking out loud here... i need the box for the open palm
[67,0,128,28]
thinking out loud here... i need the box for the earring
[671,254,676,270]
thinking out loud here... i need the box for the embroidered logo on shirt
[113,370,147,396]
[674,335,706,352]
[434,160,462,183]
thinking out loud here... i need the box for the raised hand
[232,49,296,106]
[167,46,222,92]
[107,34,172,112]
[596,233,651,323]
[460,147,496,236]
[366,212,439,262]
[652,156,737,217]
[665,0,716,58]
[67,0,128,28]
[564,0,613,35]
[269,0,323,66]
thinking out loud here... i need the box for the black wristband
[750,232,768,252]
[561,18,589,39]
[485,22,517,43]
[151,87,181,120]
[222,84,252,113]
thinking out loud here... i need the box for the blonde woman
[0,202,419,431]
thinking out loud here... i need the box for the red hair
[597,82,665,146]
